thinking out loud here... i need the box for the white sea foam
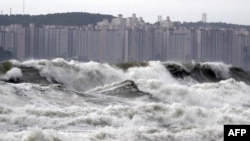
[201,62,231,79]
[19,59,124,91]
[0,67,22,81]
[1,59,250,141]
[21,128,60,141]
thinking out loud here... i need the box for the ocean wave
[1,59,250,141]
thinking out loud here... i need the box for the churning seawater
[0,59,250,141]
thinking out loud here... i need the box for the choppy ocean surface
[0,58,250,141]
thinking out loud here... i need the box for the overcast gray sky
[0,0,249,25]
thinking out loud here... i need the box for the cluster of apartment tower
[0,14,250,68]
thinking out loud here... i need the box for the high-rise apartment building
[15,26,25,60]
[202,13,207,23]
[167,28,192,62]
[34,27,45,59]
[0,14,250,68]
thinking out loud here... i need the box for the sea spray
[0,59,250,141]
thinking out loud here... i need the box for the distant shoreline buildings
[0,14,250,68]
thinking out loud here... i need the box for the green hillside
[0,12,114,26]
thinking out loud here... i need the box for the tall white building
[202,13,207,23]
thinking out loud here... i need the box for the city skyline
[1,14,250,69]
[0,0,250,25]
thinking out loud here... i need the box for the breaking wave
[0,58,250,141]
[1,59,250,87]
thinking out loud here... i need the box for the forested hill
[0,12,250,29]
[0,12,114,26]
[173,21,250,29]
